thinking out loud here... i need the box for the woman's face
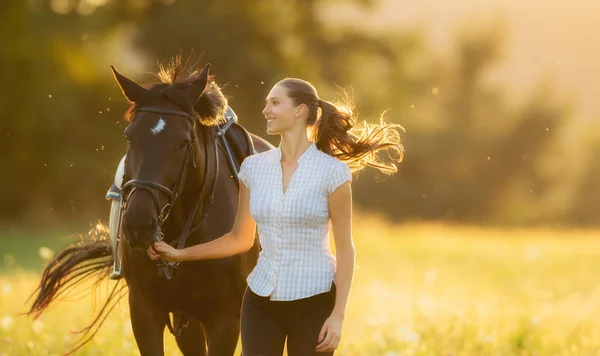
[262,84,301,135]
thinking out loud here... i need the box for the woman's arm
[316,180,355,352]
[151,183,256,262]
[328,181,355,318]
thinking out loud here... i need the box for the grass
[0,224,84,274]
[2,213,600,355]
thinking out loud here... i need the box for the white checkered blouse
[238,143,352,301]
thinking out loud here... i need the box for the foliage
[0,0,593,226]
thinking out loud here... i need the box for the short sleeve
[238,156,253,189]
[327,161,352,194]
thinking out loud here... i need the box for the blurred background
[2,0,600,230]
[2,1,600,354]
[1,0,599,229]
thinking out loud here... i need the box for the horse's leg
[129,288,167,356]
[204,313,241,356]
[174,317,207,356]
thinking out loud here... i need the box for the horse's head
[112,59,227,250]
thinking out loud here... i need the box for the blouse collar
[276,142,316,164]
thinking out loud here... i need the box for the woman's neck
[279,133,312,163]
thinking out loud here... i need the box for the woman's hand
[315,313,344,352]
[147,241,181,262]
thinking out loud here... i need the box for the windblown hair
[278,78,405,174]
[125,55,228,126]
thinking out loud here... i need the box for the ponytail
[278,78,404,174]
[311,95,404,174]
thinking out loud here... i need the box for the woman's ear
[296,103,308,117]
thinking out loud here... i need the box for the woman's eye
[124,134,131,142]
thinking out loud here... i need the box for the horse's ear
[184,63,211,106]
[111,66,148,103]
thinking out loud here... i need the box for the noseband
[121,107,220,279]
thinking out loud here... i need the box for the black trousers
[240,284,336,356]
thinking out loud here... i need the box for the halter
[120,106,220,280]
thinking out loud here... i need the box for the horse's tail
[26,237,127,355]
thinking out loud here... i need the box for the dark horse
[27,57,273,355]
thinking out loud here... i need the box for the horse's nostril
[123,216,156,247]
[146,220,156,235]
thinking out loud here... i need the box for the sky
[332,0,600,123]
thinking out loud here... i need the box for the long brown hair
[278,78,404,174]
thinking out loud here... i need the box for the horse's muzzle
[122,215,157,250]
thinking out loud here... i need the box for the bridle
[120,106,220,280]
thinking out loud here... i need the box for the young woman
[149,78,404,355]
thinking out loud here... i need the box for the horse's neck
[163,127,215,243]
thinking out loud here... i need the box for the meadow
[2,212,600,355]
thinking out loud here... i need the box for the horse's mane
[125,55,228,126]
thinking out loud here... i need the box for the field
[2,213,600,355]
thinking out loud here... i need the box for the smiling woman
[152,76,405,355]
[264,78,404,173]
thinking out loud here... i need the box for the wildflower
[39,247,54,261]
[1,283,12,295]
[32,320,44,334]
[0,316,13,330]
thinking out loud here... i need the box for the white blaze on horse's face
[151,118,166,135]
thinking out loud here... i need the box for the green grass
[0,223,89,273]
[2,214,600,355]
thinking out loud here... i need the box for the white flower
[32,320,44,334]
[424,269,438,283]
[397,326,420,344]
[39,247,54,261]
[124,322,133,335]
[477,331,493,343]
[403,330,420,343]
[1,316,13,330]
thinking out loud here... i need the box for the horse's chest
[162,265,234,301]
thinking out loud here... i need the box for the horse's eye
[179,141,190,150]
